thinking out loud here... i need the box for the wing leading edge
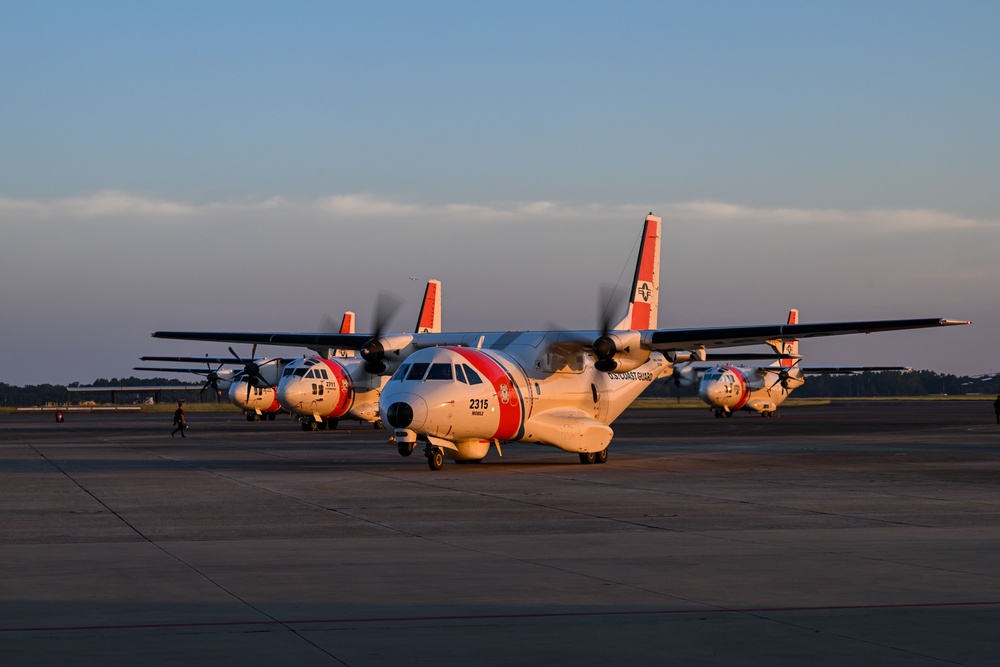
[646,318,970,351]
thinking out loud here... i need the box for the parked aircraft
[152,213,970,470]
[137,351,287,421]
[691,309,910,417]
[277,280,442,431]
[135,356,238,402]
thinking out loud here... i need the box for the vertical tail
[766,309,799,367]
[415,279,442,334]
[614,213,661,330]
[334,311,357,358]
[339,311,356,334]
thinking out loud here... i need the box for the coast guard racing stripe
[726,365,751,410]
[319,358,355,418]
[450,348,525,441]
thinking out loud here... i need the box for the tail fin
[614,213,661,330]
[766,309,799,367]
[334,311,357,358]
[339,311,356,334]
[415,279,442,334]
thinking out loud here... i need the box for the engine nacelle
[592,331,649,373]
[361,333,415,374]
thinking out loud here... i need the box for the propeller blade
[593,284,628,373]
[372,290,403,338]
[362,290,403,374]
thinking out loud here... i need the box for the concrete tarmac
[1,401,998,666]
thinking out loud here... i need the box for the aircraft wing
[140,356,242,365]
[134,366,224,375]
[646,318,970,351]
[800,366,912,375]
[152,331,372,349]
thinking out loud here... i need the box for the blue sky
[1,1,997,385]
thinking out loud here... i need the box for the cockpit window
[305,369,316,379]
[320,369,329,379]
[463,364,483,385]
[406,363,430,381]
[393,365,410,382]
[455,364,467,384]
[294,368,308,377]
[282,367,295,377]
[425,363,453,381]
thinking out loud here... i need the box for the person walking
[171,402,187,437]
[994,395,1000,425]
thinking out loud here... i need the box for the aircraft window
[406,363,430,381]
[426,363,453,381]
[320,369,329,379]
[282,367,295,377]
[305,370,315,379]
[455,364,467,384]
[535,382,541,395]
[393,365,410,382]
[463,364,483,385]
[294,368,308,377]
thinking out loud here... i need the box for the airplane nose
[276,381,297,408]
[386,402,413,428]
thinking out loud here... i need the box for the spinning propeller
[360,291,403,374]
[229,344,278,403]
[592,284,628,373]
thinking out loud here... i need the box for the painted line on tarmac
[3,600,999,634]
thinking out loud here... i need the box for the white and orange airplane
[153,213,970,469]
[276,280,442,431]
[136,350,287,420]
[691,309,910,418]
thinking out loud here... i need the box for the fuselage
[276,356,384,424]
[380,334,669,460]
[698,364,803,416]
[228,378,281,414]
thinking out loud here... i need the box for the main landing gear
[398,441,416,457]
[426,445,445,471]
[579,448,609,465]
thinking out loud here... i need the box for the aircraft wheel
[310,421,320,432]
[398,441,415,457]
[246,413,256,422]
[427,447,445,471]
[579,452,597,465]
[267,412,276,421]
[595,448,608,464]
[301,420,312,431]
[327,419,338,430]
[373,419,383,430]
[725,411,733,418]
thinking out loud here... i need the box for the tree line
[1,371,997,407]
[0,377,209,407]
